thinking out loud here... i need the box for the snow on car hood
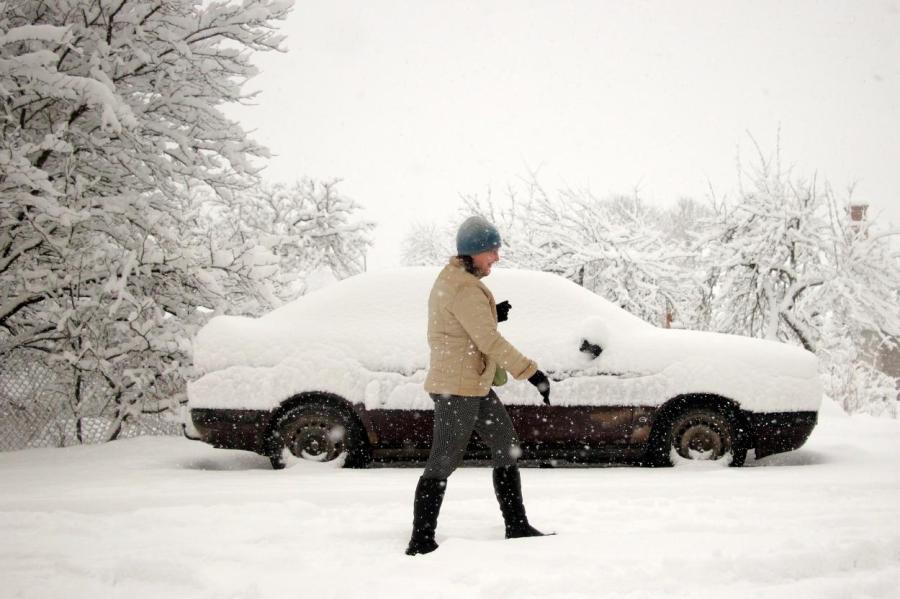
[579,317,820,381]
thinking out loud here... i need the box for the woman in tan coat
[405,216,552,556]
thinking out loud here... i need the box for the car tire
[650,407,747,467]
[268,403,370,469]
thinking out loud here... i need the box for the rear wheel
[269,403,370,469]
[650,407,746,467]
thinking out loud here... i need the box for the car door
[365,405,434,454]
[504,372,637,450]
[507,404,635,447]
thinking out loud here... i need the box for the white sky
[231,0,900,269]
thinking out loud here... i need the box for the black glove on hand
[528,370,551,405]
[496,300,511,323]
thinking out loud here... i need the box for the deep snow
[2,403,898,599]
[189,268,821,413]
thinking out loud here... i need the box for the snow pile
[193,267,436,375]
[190,268,822,413]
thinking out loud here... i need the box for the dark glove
[528,370,551,405]
[496,300,511,323]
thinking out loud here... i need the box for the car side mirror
[580,339,603,359]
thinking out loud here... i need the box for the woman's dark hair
[457,255,478,275]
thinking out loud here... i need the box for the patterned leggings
[422,390,520,479]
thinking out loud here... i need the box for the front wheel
[651,408,747,467]
[268,403,370,469]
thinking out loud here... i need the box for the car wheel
[655,408,747,467]
[269,404,370,469]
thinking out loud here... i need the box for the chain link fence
[0,350,182,452]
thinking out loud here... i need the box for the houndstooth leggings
[422,390,520,479]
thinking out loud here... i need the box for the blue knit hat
[456,216,502,256]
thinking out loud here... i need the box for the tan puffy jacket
[424,258,538,397]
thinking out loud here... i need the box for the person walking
[405,216,553,556]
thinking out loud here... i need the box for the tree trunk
[74,371,83,444]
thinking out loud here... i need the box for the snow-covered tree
[401,181,716,328]
[1,0,294,441]
[702,145,899,350]
[399,188,521,268]
[455,181,699,327]
[197,179,375,311]
[400,220,453,267]
[701,143,900,414]
[658,197,715,246]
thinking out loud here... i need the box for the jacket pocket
[477,355,487,375]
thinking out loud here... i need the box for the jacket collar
[448,256,484,279]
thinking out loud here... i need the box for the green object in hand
[492,366,508,386]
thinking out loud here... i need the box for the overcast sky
[231,0,900,269]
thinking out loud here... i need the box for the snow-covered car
[186,268,821,468]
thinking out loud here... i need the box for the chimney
[849,204,868,223]
[848,203,869,238]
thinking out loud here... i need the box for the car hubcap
[285,418,345,462]
[673,418,727,460]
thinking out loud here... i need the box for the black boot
[493,465,549,539]
[405,476,447,555]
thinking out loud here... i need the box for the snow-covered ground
[2,403,899,599]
